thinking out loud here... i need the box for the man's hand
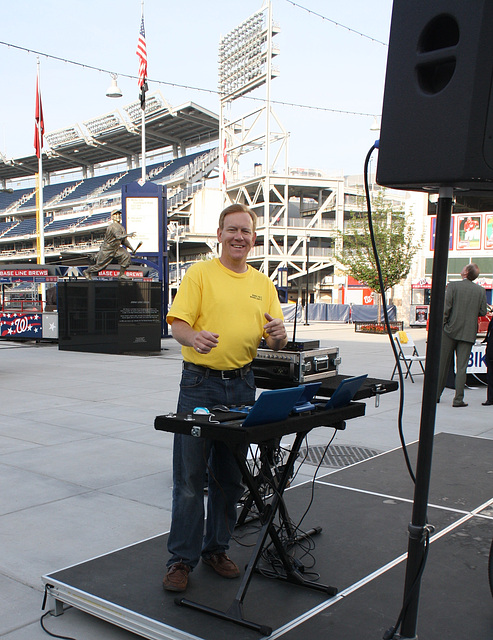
[191,330,219,354]
[264,313,288,351]
[171,319,219,354]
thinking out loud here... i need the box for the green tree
[337,190,421,308]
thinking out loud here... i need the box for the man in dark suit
[437,263,487,407]
[482,314,493,406]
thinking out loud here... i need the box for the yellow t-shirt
[167,258,284,370]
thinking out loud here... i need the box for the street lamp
[370,116,381,131]
[106,74,122,98]
[304,235,311,325]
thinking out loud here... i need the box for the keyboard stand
[176,430,338,635]
[155,403,366,634]
[236,439,286,528]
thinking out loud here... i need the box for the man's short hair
[218,203,257,232]
[111,209,122,217]
[464,263,480,281]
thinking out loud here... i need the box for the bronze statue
[83,209,138,280]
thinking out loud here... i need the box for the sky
[0,0,393,180]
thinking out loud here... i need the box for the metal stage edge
[44,572,199,640]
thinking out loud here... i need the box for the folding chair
[391,331,426,382]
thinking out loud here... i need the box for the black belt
[183,361,252,380]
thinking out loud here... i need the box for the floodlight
[84,112,123,136]
[45,127,82,148]
[124,93,164,122]
[218,9,279,101]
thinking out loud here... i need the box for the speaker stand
[398,187,453,638]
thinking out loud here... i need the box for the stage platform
[43,433,493,639]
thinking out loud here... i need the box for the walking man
[437,263,487,407]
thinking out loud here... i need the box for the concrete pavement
[0,323,491,639]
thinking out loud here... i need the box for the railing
[168,183,203,210]
[255,217,337,230]
[166,147,219,184]
[249,245,336,258]
[2,300,45,312]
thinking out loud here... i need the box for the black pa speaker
[376,0,493,192]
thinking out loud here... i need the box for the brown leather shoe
[202,552,240,578]
[163,562,190,592]
[452,401,468,407]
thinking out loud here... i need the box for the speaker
[376,0,493,192]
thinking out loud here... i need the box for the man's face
[112,212,121,223]
[217,211,256,267]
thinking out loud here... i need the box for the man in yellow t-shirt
[163,203,287,592]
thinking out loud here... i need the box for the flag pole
[137,0,147,183]
[36,58,45,265]
[141,100,146,183]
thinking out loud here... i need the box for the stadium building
[1,4,427,327]
[0,90,423,314]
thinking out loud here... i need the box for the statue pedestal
[58,281,162,354]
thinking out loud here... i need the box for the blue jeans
[167,367,256,569]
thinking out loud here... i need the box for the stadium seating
[44,215,85,233]
[0,220,16,237]
[0,148,218,255]
[62,172,123,203]
[77,211,111,227]
[0,188,36,214]
[2,218,37,237]
[17,181,80,210]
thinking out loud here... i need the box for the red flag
[222,137,227,187]
[34,75,44,159]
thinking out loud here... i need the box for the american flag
[136,16,147,89]
[34,74,44,159]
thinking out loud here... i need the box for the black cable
[40,586,77,640]
[295,430,337,533]
[363,147,436,639]
[283,0,388,47]
[470,372,487,386]
[363,143,416,484]
[0,40,377,119]
[246,454,317,576]
[256,429,341,581]
[40,611,77,640]
[290,434,311,484]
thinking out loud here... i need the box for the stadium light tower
[218,3,281,188]
[218,1,286,279]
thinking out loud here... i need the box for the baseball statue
[83,209,139,280]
